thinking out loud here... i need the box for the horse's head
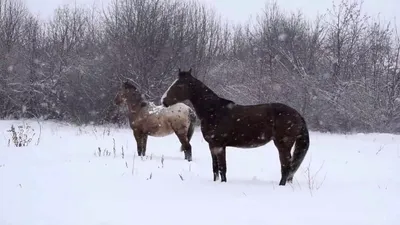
[114,81,144,107]
[161,68,193,107]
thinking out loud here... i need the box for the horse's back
[266,103,305,123]
[265,102,307,138]
[164,103,191,117]
[232,102,304,123]
[162,103,193,130]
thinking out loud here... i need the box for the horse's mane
[122,80,150,108]
[191,76,236,106]
[123,81,136,89]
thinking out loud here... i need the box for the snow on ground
[0,119,399,225]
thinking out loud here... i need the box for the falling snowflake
[278,33,288,41]
[148,102,163,115]
[272,83,281,92]
[89,111,98,116]
[322,73,331,79]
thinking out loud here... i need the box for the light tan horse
[114,81,197,161]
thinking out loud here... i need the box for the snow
[272,83,282,92]
[1,119,399,225]
[147,102,164,115]
[278,33,288,41]
[227,102,235,109]
[7,65,13,72]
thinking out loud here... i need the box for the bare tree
[1,0,399,133]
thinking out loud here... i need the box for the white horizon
[23,0,400,27]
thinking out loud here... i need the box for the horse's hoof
[221,175,227,182]
[213,173,219,181]
[184,153,192,162]
[279,180,286,186]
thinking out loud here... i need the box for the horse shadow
[148,154,187,162]
[125,153,190,162]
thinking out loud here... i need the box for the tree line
[0,0,399,133]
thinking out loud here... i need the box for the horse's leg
[210,146,226,182]
[133,130,141,156]
[210,147,219,181]
[217,147,227,182]
[175,131,192,162]
[274,137,295,186]
[133,130,146,157]
[184,143,192,162]
[141,134,148,157]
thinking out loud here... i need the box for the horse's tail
[288,117,310,181]
[187,108,197,142]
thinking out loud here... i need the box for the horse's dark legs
[210,146,227,182]
[217,147,227,182]
[182,142,192,162]
[175,132,192,162]
[278,151,291,186]
[133,130,147,157]
[210,148,219,181]
[141,135,148,156]
[274,138,295,186]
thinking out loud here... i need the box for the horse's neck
[189,84,234,122]
[126,101,148,121]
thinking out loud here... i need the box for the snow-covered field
[0,119,399,225]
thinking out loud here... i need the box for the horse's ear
[178,68,181,73]
[123,80,135,89]
[178,68,185,78]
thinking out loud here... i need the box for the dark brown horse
[115,81,197,161]
[161,69,310,186]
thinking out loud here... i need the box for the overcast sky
[24,0,399,25]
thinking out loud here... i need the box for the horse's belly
[223,129,272,148]
[227,137,270,148]
[151,130,174,137]
[230,139,269,148]
[148,125,174,137]
[143,120,174,137]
